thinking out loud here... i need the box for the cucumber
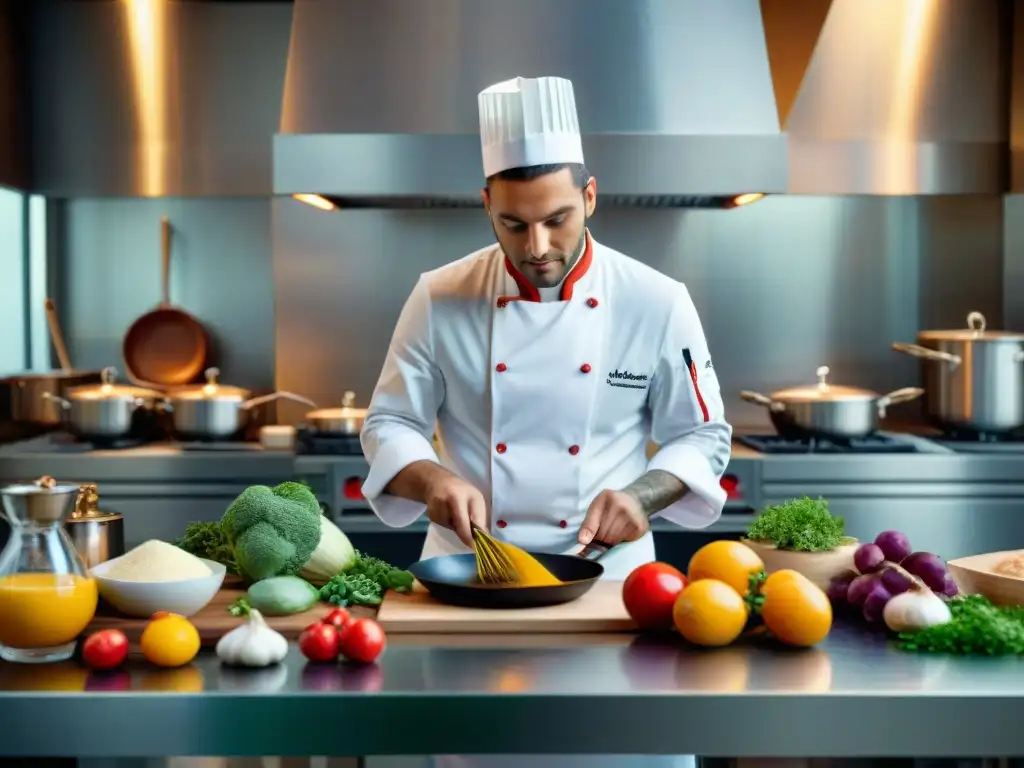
[245,575,319,616]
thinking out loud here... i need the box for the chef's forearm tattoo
[621,470,688,517]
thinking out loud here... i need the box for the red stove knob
[719,474,741,500]
[343,477,365,500]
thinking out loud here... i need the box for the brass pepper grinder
[64,483,125,569]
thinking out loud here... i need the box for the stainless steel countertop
[1,623,1022,757]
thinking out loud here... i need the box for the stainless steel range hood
[273,0,787,210]
[780,0,1009,195]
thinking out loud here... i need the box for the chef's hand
[424,474,487,548]
[578,490,650,547]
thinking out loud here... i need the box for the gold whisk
[471,523,563,587]
[472,523,518,584]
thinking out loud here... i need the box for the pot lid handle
[967,312,987,334]
[342,390,357,408]
[815,365,831,390]
[202,367,222,395]
[100,366,118,386]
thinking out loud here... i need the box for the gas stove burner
[932,431,1024,454]
[738,434,919,455]
[939,429,1024,444]
[295,427,362,456]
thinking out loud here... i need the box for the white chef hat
[477,76,585,178]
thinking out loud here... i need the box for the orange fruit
[687,540,765,596]
[672,579,748,647]
[759,569,832,647]
[140,613,201,668]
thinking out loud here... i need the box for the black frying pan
[407,541,612,609]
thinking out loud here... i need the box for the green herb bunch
[746,496,848,552]
[898,595,1024,655]
[316,551,415,607]
[348,550,415,593]
[319,573,384,607]
[176,521,238,574]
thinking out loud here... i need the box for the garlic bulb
[216,609,289,668]
[883,582,952,633]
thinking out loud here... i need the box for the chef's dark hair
[486,163,590,190]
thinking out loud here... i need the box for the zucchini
[246,575,319,616]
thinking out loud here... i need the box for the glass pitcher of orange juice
[0,476,99,663]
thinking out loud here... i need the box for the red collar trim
[502,232,594,303]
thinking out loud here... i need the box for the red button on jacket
[568,445,580,456]
[496,443,507,454]
[497,519,508,529]
[580,363,591,373]
[586,298,599,308]
[495,363,507,372]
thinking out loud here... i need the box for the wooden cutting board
[376,580,635,633]
[86,585,375,646]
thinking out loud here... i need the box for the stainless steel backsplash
[51,198,276,390]
[53,195,1004,428]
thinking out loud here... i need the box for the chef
[362,73,731,578]
[360,74,729,767]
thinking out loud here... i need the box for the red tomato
[322,608,352,630]
[622,562,688,630]
[299,622,340,663]
[338,618,386,664]
[81,629,130,670]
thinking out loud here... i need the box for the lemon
[140,613,201,668]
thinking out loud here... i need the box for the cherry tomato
[81,629,130,670]
[322,608,352,630]
[622,562,688,630]
[299,622,340,663]
[338,618,387,664]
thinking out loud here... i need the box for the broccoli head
[220,482,323,582]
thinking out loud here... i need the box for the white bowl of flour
[91,539,227,618]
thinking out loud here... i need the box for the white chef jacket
[361,232,732,580]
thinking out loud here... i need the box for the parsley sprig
[746,496,851,552]
[898,595,1024,655]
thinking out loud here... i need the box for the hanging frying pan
[407,540,613,609]
[122,217,210,387]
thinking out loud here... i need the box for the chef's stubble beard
[492,225,588,289]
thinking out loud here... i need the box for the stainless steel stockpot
[892,311,1024,435]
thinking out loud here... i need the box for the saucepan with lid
[892,311,1024,435]
[740,366,923,440]
[162,367,317,440]
[43,366,163,441]
[303,391,366,435]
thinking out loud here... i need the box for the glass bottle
[0,476,99,663]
